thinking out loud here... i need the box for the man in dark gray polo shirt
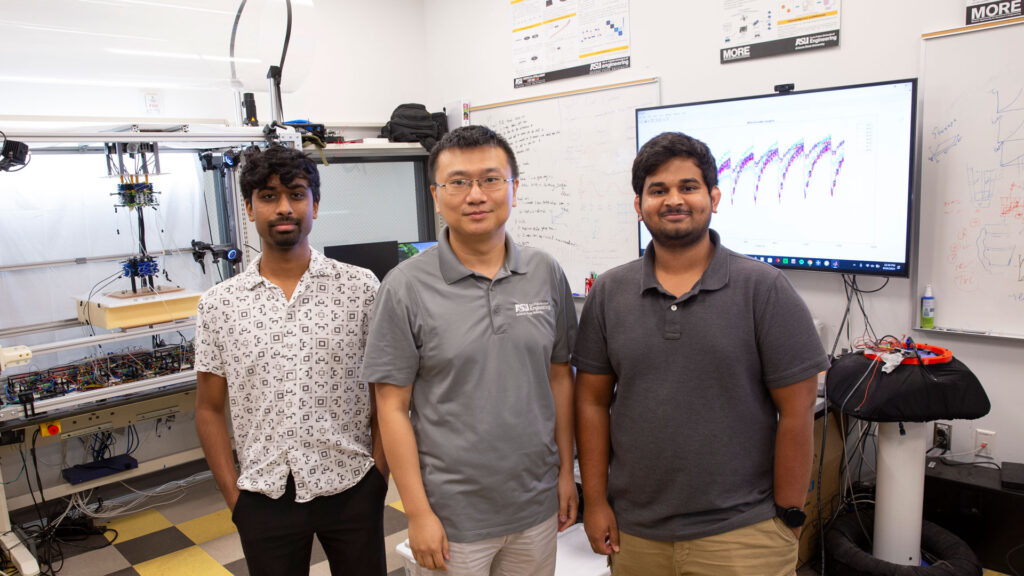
[574,132,829,576]
[363,126,578,576]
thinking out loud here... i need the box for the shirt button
[670,305,678,311]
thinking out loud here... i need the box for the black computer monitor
[324,241,400,281]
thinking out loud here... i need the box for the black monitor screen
[324,241,399,281]
[635,79,916,277]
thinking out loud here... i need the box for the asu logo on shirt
[514,301,552,317]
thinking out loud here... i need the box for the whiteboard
[471,79,660,295]
[918,22,1024,338]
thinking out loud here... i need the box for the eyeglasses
[434,177,514,195]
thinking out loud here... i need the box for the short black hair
[427,125,519,183]
[239,144,321,203]
[632,132,718,196]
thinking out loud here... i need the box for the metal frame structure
[0,123,294,575]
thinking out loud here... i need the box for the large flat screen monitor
[636,79,916,277]
[325,241,399,281]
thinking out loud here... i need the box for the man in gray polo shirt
[574,132,829,576]
[363,125,578,575]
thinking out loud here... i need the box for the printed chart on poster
[470,79,660,295]
[918,21,1024,338]
[720,0,841,63]
[511,0,631,88]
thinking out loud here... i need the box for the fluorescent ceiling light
[107,48,262,64]
[77,0,237,16]
[0,75,226,90]
[0,19,164,41]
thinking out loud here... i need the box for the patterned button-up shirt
[195,249,379,502]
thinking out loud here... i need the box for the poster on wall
[965,0,1022,25]
[511,0,631,89]
[720,0,841,64]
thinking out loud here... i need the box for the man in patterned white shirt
[194,144,388,576]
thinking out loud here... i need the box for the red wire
[855,359,882,412]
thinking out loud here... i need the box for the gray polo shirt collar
[437,228,523,284]
[640,229,730,298]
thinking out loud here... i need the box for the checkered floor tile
[48,475,409,576]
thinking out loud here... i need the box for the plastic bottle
[921,284,935,329]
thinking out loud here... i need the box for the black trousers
[232,468,388,576]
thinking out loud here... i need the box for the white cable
[70,471,212,520]
[943,446,984,458]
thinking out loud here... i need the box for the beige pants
[610,518,799,576]
[444,514,558,576]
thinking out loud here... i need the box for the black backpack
[380,103,448,151]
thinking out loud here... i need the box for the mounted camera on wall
[0,131,30,172]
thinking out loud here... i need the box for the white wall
[281,1,430,124]
[421,0,1024,465]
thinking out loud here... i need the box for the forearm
[368,383,388,477]
[550,364,575,477]
[379,404,432,518]
[575,387,612,503]
[773,411,814,509]
[195,407,238,497]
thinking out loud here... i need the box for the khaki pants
[610,518,799,576]
[444,514,558,576]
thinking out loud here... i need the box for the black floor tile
[383,505,408,537]
[54,530,119,560]
[113,526,194,565]
[225,557,250,575]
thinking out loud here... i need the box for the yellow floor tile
[177,508,236,545]
[389,500,405,513]
[134,545,234,576]
[103,509,173,543]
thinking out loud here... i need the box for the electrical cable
[845,274,891,294]
[280,0,292,72]
[18,444,44,525]
[31,428,47,504]
[229,0,248,87]
[1,456,26,485]
[816,385,829,575]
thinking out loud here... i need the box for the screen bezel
[635,78,917,278]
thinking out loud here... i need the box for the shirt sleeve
[570,275,614,375]
[360,269,421,387]
[193,292,225,377]
[359,270,380,360]
[755,272,831,388]
[550,259,578,364]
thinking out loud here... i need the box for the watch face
[783,508,807,528]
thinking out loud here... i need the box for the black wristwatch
[775,504,807,528]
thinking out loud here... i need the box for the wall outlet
[975,429,996,458]
[933,422,952,451]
